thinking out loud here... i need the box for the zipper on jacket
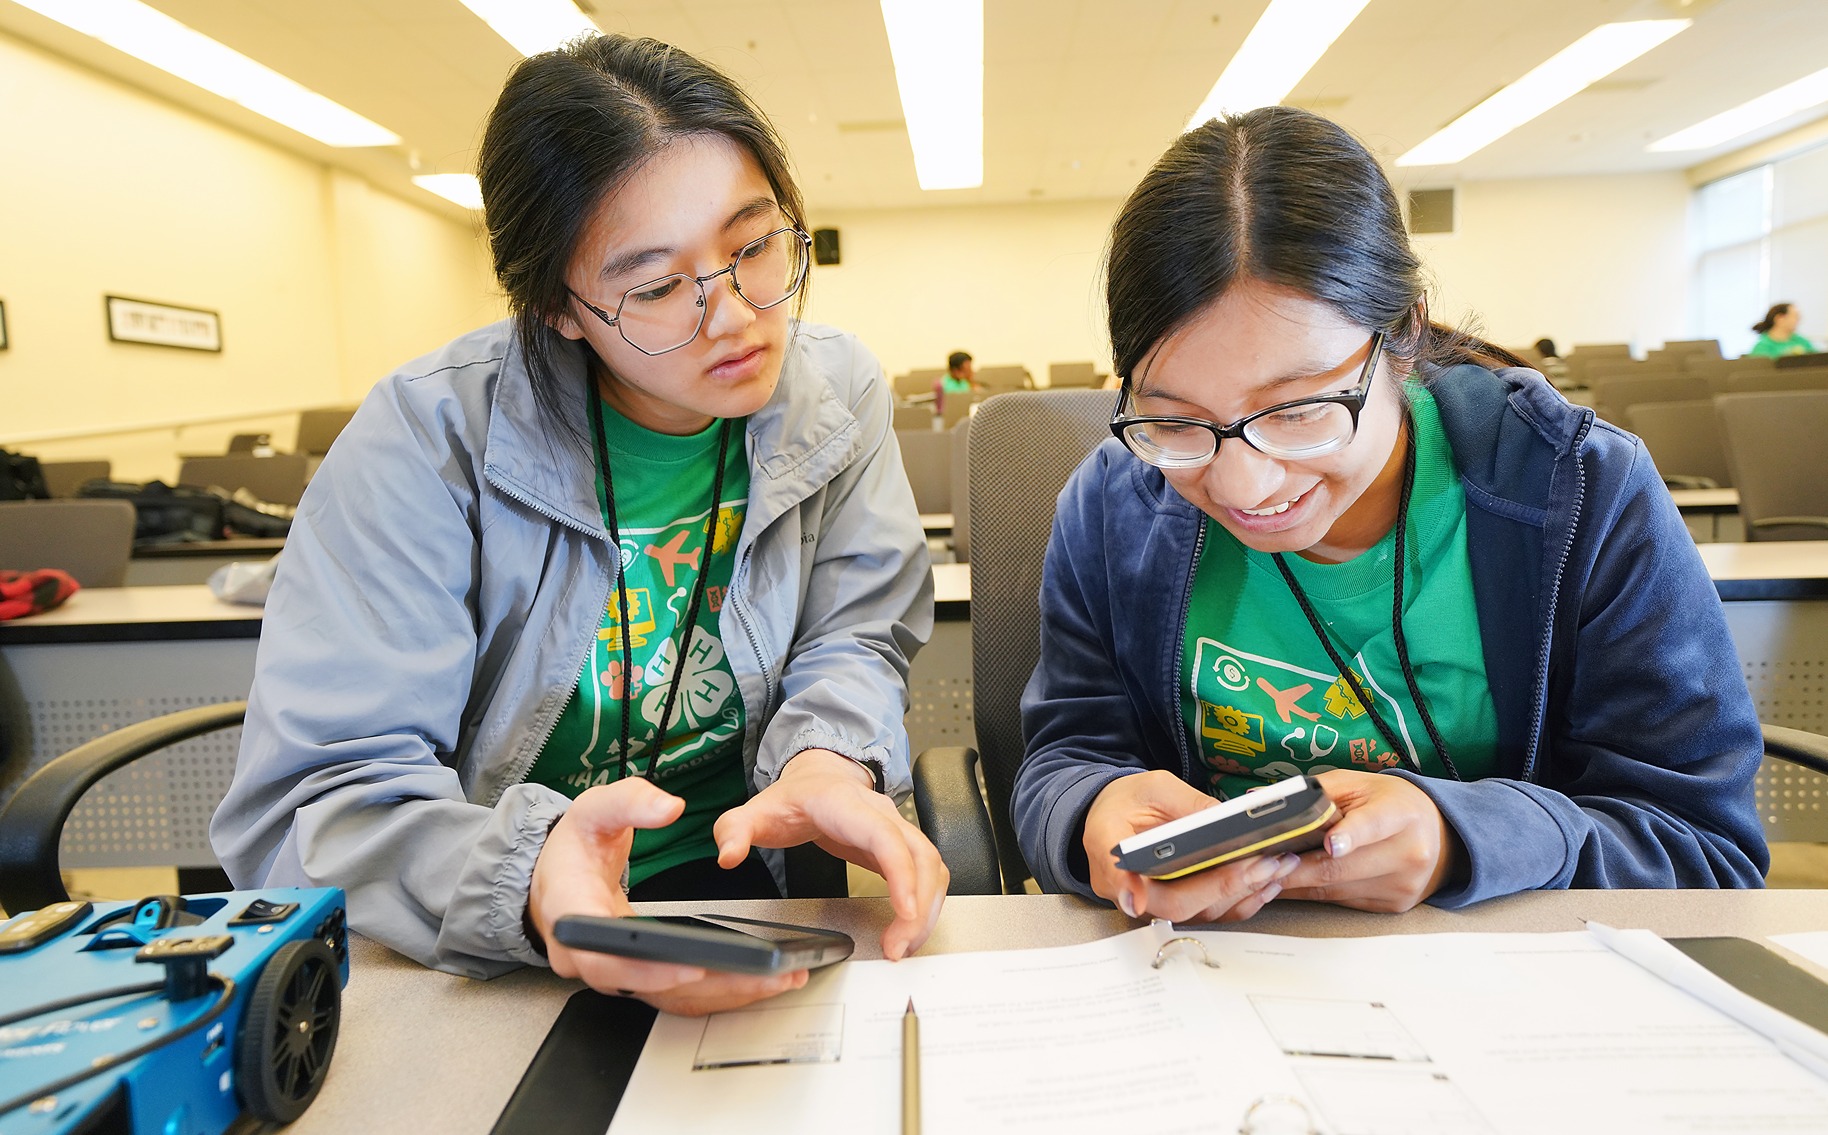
[1521,411,1593,785]
[485,473,614,805]
[1169,517,1206,784]
[729,542,779,757]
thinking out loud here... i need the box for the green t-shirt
[526,402,751,886]
[941,375,973,394]
[1180,385,1498,800]
[1749,332,1817,358]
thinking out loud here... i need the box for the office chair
[949,415,972,564]
[177,454,309,507]
[39,460,110,499]
[0,499,137,587]
[1623,400,1732,489]
[294,407,358,457]
[1716,391,1828,540]
[1588,374,1707,429]
[911,389,1118,894]
[894,429,953,515]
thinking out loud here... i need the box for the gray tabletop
[294,890,1828,1135]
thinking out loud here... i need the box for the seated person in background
[211,34,945,1017]
[1015,106,1767,926]
[1749,303,1817,357]
[933,350,978,413]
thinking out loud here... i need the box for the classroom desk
[127,537,285,587]
[294,890,1828,1135]
[1670,488,1742,543]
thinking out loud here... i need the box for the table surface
[132,537,286,559]
[295,890,1828,1135]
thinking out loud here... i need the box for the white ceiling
[2,0,1826,223]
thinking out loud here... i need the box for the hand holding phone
[1111,775,1337,880]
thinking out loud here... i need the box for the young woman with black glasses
[213,35,945,1016]
[1014,107,1766,925]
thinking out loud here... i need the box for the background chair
[1716,390,1828,540]
[38,459,110,499]
[912,389,1116,894]
[294,406,358,457]
[1587,373,1708,427]
[974,365,1034,395]
[893,368,946,400]
[0,499,136,587]
[949,415,972,564]
[178,454,309,507]
[895,428,952,515]
[1624,400,1733,489]
[1047,362,1100,389]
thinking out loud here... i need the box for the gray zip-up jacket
[210,320,933,979]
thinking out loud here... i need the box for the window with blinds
[1694,144,1828,356]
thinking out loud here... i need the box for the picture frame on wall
[105,294,221,352]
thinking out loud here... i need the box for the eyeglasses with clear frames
[1110,330,1387,468]
[568,225,813,356]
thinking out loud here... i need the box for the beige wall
[802,198,1121,385]
[802,171,1694,386]
[0,31,502,483]
[1403,171,1693,357]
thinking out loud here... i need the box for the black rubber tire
[236,937,342,1124]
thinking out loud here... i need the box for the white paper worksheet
[607,923,1828,1135]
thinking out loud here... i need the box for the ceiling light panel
[879,0,983,191]
[413,174,484,210]
[455,0,599,58]
[1648,66,1828,153]
[1397,19,1690,167]
[1186,0,1372,129]
[11,0,399,147]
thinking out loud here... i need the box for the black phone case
[551,915,853,975]
[1113,784,1337,879]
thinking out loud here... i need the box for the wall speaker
[812,227,841,266]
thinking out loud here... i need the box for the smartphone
[551,913,855,975]
[1112,775,1338,881]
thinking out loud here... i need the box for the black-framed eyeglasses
[568,225,813,356]
[1110,330,1386,468]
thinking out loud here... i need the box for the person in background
[1749,303,1816,358]
[1533,338,1560,364]
[1015,106,1766,927]
[212,34,946,1017]
[933,350,978,414]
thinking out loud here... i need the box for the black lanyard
[587,384,733,783]
[1270,416,1460,780]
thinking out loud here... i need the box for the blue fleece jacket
[1015,364,1769,906]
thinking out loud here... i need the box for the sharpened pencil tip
[905,997,915,1013]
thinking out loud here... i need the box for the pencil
[901,997,921,1135]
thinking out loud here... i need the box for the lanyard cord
[1271,415,1460,780]
[587,383,733,784]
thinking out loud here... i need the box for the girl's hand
[1278,769,1462,911]
[527,779,804,1016]
[713,749,948,960]
[1081,770,1300,924]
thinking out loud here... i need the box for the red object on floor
[0,568,80,620]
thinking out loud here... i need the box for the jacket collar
[481,321,859,540]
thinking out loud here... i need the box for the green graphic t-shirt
[1180,385,1499,800]
[527,402,751,887]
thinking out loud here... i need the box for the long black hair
[476,34,808,432]
[1105,106,1519,384]
[1753,303,1793,334]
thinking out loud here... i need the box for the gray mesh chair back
[178,454,309,506]
[949,415,972,563]
[968,389,1119,889]
[40,460,110,498]
[0,499,136,587]
[1624,400,1732,488]
[1589,374,1708,428]
[895,429,953,515]
[295,406,358,456]
[1716,391,1828,540]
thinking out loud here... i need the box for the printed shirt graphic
[528,405,751,887]
[1181,385,1499,801]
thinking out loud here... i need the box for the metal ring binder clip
[1150,936,1220,970]
[1238,1093,1319,1134]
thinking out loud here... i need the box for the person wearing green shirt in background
[933,350,979,413]
[1748,302,1817,357]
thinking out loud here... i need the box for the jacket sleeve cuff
[1030,765,1136,899]
[1392,772,1572,908]
[439,783,571,970]
[782,727,889,794]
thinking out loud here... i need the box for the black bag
[0,448,50,501]
[77,480,225,544]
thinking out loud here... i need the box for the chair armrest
[1763,723,1828,777]
[911,746,1002,895]
[0,701,247,914]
